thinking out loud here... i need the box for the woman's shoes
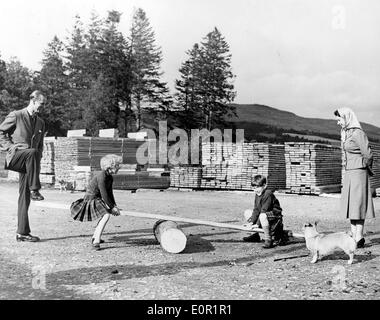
[356,238,365,248]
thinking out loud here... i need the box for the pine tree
[175,28,236,130]
[129,8,170,130]
[65,11,132,135]
[36,36,70,136]
[0,58,34,121]
[174,43,205,130]
[0,54,7,119]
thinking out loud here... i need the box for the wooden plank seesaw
[32,201,304,253]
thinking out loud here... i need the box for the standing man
[0,90,46,242]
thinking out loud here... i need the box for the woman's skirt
[70,195,111,222]
[341,169,375,220]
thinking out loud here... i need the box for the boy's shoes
[243,233,261,243]
[277,232,289,246]
[16,234,40,242]
[31,190,44,201]
[263,239,274,249]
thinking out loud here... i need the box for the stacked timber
[170,166,202,188]
[53,137,165,191]
[40,139,55,185]
[200,142,286,191]
[369,142,380,190]
[54,137,146,189]
[113,171,170,190]
[5,140,56,184]
[285,142,342,194]
[0,152,8,178]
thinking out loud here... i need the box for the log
[153,220,187,253]
[32,201,305,238]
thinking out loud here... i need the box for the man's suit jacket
[0,108,45,168]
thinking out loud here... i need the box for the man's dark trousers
[7,148,41,235]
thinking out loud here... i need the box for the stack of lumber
[54,137,146,188]
[200,142,286,191]
[53,137,165,191]
[170,166,202,188]
[369,142,380,190]
[0,152,8,178]
[40,140,55,185]
[7,170,18,181]
[285,142,342,194]
[5,140,56,184]
[113,171,170,190]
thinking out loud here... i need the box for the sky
[1,0,380,127]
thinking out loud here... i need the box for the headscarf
[336,107,362,142]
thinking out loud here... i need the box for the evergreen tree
[129,8,170,130]
[0,58,34,121]
[0,54,7,119]
[174,43,204,130]
[175,27,236,130]
[65,11,132,135]
[36,36,70,136]
[81,74,117,136]
[65,15,88,129]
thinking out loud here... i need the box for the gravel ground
[0,181,379,300]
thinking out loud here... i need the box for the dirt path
[0,182,379,299]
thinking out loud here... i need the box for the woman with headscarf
[334,107,375,248]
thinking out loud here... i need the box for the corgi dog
[304,222,356,265]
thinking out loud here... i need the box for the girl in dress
[71,154,122,250]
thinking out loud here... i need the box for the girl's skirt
[70,195,111,222]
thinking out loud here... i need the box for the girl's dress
[70,170,116,222]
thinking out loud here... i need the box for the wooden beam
[32,201,305,238]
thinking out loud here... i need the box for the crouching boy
[243,175,288,248]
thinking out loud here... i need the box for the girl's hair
[251,175,267,187]
[100,154,122,170]
[334,110,340,117]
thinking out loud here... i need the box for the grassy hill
[229,104,380,144]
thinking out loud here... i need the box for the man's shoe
[31,191,44,201]
[243,233,261,242]
[16,234,40,242]
[92,243,101,251]
[263,240,274,249]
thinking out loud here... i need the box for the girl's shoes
[91,238,105,244]
[91,238,104,250]
[356,238,365,248]
[92,242,101,251]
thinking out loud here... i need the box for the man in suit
[0,90,46,242]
